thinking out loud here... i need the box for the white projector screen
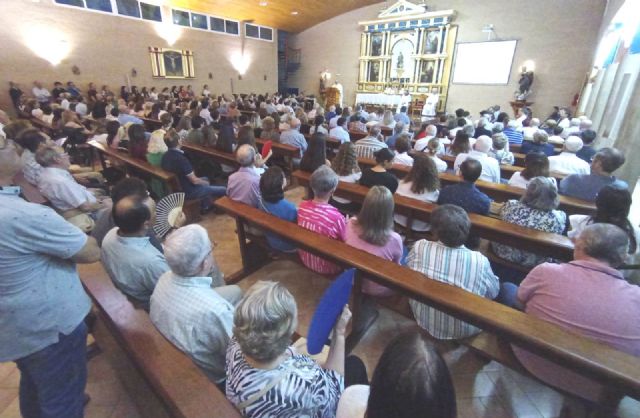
[452,40,518,85]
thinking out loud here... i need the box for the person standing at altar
[333,81,344,108]
[396,90,412,114]
[422,89,439,122]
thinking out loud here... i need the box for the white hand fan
[154,192,185,238]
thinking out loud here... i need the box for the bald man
[227,144,261,208]
[100,195,169,307]
[0,139,100,417]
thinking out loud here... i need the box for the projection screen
[452,40,518,85]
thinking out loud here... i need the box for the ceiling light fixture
[291,11,299,15]
[259,1,268,6]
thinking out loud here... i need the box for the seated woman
[345,186,403,297]
[298,166,346,275]
[176,115,192,140]
[359,148,398,193]
[508,151,556,189]
[391,134,413,166]
[568,184,638,282]
[310,115,328,135]
[445,132,470,157]
[62,109,92,146]
[348,114,367,133]
[413,122,429,140]
[184,115,205,145]
[394,154,440,232]
[146,113,172,166]
[425,138,448,172]
[105,120,124,150]
[226,281,351,418]
[336,331,456,418]
[259,167,297,253]
[491,177,567,281]
[489,132,515,166]
[331,142,362,212]
[300,133,330,173]
[521,130,555,156]
[128,124,148,160]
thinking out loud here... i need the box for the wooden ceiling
[170,0,384,33]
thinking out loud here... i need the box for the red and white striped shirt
[297,200,346,275]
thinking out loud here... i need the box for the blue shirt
[559,174,628,202]
[393,112,410,125]
[521,141,555,157]
[161,148,196,195]
[280,129,308,157]
[438,182,491,215]
[261,199,298,252]
[0,192,90,361]
[576,145,596,163]
[385,132,401,149]
[118,113,143,126]
[101,228,169,305]
[503,128,524,145]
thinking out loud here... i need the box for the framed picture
[149,47,195,79]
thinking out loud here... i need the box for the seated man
[150,225,242,385]
[438,159,491,215]
[548,136,590,175]
[227,144,261,208]
[407,205,499,339]
[393,106,410,126]
[36,145,108,231]
[161,130,226,213]
[116,105,143,125]
[329,117,350,144]
[413,124,437,152]
[354,125,388,159]
[505,224,640,403]
[384,121,405,150]
[503,120,524,145]
[298,166,346,275]
[559,147,628,202]
[453,135,501,183]
[101,196,169,307]
[279,117,308,159]
[576,129,597,163]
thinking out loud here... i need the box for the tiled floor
[1,185,639,418]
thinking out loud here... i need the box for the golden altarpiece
[356,1,457,112]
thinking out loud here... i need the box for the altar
[356,0,457,113]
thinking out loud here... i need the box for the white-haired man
[413,124,437,152]
[503,120,524,145]
[453,135,501,183]
[150,224,242,385]
[227,144,261,208]
[548,136,590,175]
[522,118,540,142]
[279,117,307,159]
[354,125,388,159]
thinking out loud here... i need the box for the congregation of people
[1,79,639,418]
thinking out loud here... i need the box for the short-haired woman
[491,177,567,280]
[298,166,347,275]
[391,134,413,166]
[226,281,351,418]
[345,186,403,296]
[508,151,556,189]
[521,130,555,156]
[426,138,448,172]
[359,148,399,193]
[394,154,440,232]
[331,142,362,212]
[489,132,515,165]
[381,110,396,129]
[260,116,280,142]
[259,166,297,253]
[336,331,456,418]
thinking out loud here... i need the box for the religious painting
[368,61,381,82]
[370,33,383,56]
[149,47,195,79]
[390,39,415,81]
[423,30,440,54]
[420,60,436,83]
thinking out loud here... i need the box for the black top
[359,168,398,193]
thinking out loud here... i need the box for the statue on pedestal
[515,71,534,100]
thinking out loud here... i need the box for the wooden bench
[140,117,163,132]
[181,143,239,168]
[511,142,562,154]
[255,138,297,174]
[215,197,640,400]
[292,170,574,260]
[356,158,596,216]
[81,271,241,418]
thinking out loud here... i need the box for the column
[360,33,366,56]
[438,26,445,54]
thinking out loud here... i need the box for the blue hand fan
[306,268,355,355]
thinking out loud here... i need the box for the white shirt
[413,136,435,152]
[75,102,87,117]
[454,151,501,183]
[37,167,97,212]
[421,94,439,119]
[329,115,341,129]
[61,99,70,110]
[394,181,439,231]
[508,172,557,189]
[548,152,590,175]
[329,126,350,143]
[522,127,539,141]
[333,171,362,205]
[199,108,213,125]
[310,125,328,135]
[336,385,369,418]
[548,135,564,145]
[429,155,448,173]
[32,86,51,102]
[392,152,413,166]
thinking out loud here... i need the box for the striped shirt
[407,239,499,339]
[297,200,346,275]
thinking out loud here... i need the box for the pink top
[513,260,640,401]
[344,218,403,296]
[297,200,346,275]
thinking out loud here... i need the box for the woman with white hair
[381,110,396,129]
[150,224,242,385]
[491,177,567,282]
[226,281,354,418]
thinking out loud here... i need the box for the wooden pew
[292,170,574,260]
[88,140,182,194]
[181,143,239,168]
[81,271,241,418]
[255,138,297,174]
[349,130,367,141]
[356,158,596,216]
[140,117,163,132]
[511,142,562,154]
[215,196,640,400]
